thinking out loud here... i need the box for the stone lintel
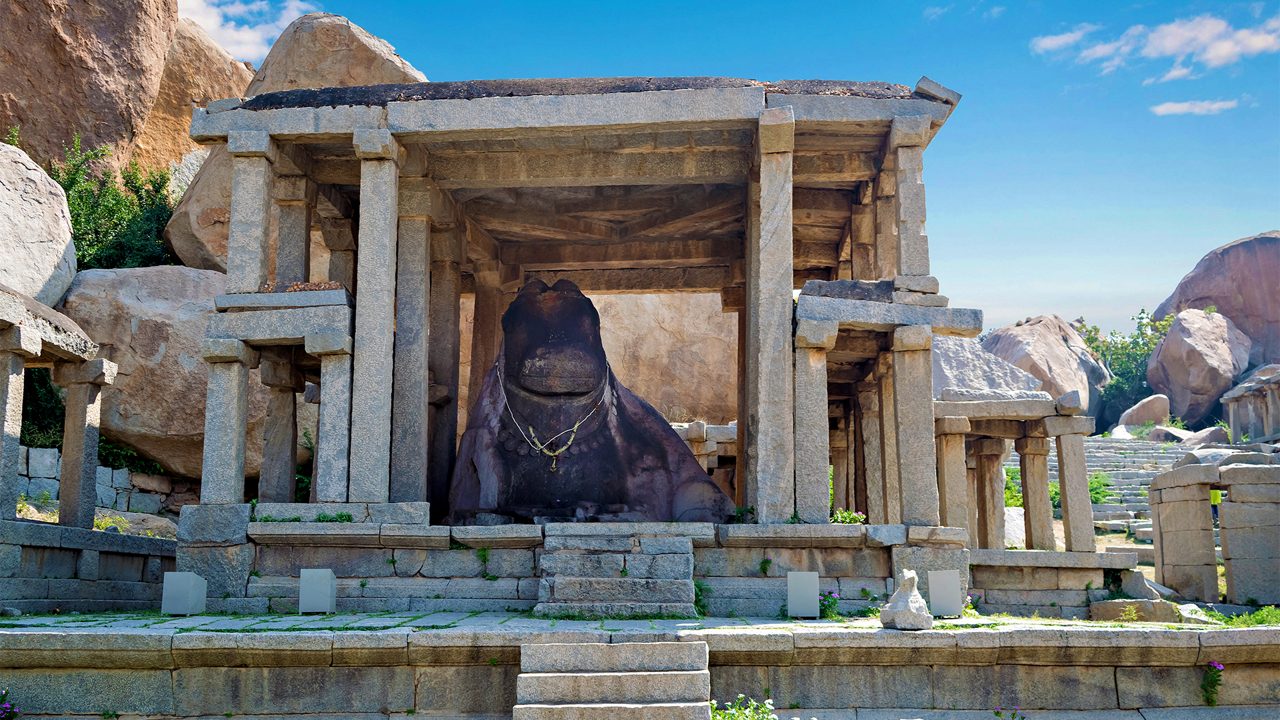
[0,325,42,358]
[207,305,354,346]
[758,106,795,154]
[1015,436,1051,455]
[353,128,403,162]
[304,332,353,356]
[888,114,931,148]
[894,275,940,294]
[932,399,1057,420]
[766,94,950,128]
[716,524,867,548]
[226,130,275,158]
[934,416,971,435]
[214,290,353,312]
[52,358,117,386]
[1218,464,1280,486]
[969,548,1138,570]
[973,438,1006,456]
[794,318,838,350]
[451,525,545,548]
[915,76,962,106]
[1150,464,1218,492]
[795,294,981,338]
[201,338,257,365]
[892,324,932,352]
[1026,415,1095,438]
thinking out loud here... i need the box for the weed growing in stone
[1204,605,1280,626]
[819,590,840,619]
[1118,605,1141,623]
[710,695,778,720]
[758,558,772,576]
[0,688,21,719]
[313,512,354,523]
[1202,661,1224,705]
[992,706,1026,720]
[694,579,710,616]
[830,508,866,524]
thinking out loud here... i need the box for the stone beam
[502,236,742,270]
[523,266,731,293]
[429,148,750,188]
[796,294,982,337]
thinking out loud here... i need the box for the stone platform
[1,611,1277,717]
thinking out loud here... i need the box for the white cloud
[1031,23,1101,54]
[179,0,318,63]
[1149,99,1238,116]
[923,5,952,21]
[984,6,1006,20]
[1065,13,1280,77]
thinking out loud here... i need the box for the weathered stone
[982,315,1110,415]
[1117,394,1170,427]
[547,577,694,603]
[176,543,253,598]
[880,569,932,629]
[0,144,76,306]
[174,666,414,716]
[891,545,969,599]
[539,553,625,577]
[931,335,1049,402]
[451,525,544,548]
[177,504,251,546]
[624,553,695,579]
[1149,309,1253,424]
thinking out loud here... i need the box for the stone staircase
[513,641,711,720]
[1007,437,1188,537]
[535,526,698,618]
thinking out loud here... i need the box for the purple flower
[1209,661,1224,671]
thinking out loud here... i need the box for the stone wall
[11,444,193,516]
[0,518,176,613]
[0,623,1276,716]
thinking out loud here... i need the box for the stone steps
[534,527,697,619]
[513,642,711,720]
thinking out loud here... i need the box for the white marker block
[161,572,207,616]
[928,569,964,617]
[787,571,820,618]
[299,568,337,614]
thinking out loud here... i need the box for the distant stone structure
[1222,365,1280,444]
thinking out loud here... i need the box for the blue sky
[184,0,1280,332]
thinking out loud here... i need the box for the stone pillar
[831,410,849,512]
[1149,464,1217,602]
[1266,386,1280,438]
[200,339,256,504]
[225,131,275,293]
[965,445,979,547]
[874,174,897,280]
[0,327,40,521]
[428,226,463,520]
[848,403,866,514]
[793,318,836,523]
[1016,436,1056,550]
[468,265,504,409]
[319,217,357,292]
[735,311,749,509]
[1227,401,1242,444]
[1056,431,1096,552]
[257,350,301,503]
[744,106,796,523]
[890,115,931,276]
[973,438,1006,549]
[273,175,315,287]
[306,333,353,503]
[54,359,117,528]
[875,355,901,524]
[856,381,884,524]
[348,129,402,503]
[934,416,970,532]
[892,325,939,526]
[390,176,431,503]
[1219,464,1280,605]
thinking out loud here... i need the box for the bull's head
[501,279,608,397]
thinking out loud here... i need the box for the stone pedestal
[1218,464,1280,605]
[1151,479,1217,602]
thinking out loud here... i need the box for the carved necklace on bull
[495,362,611,472]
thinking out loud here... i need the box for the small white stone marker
[927,569,964,617]
[298,568,337,614]
[786,571,820,618]
[161,572,207,616]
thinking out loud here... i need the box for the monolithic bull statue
[450,279,734,523]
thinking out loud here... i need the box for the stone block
[178,503,251,546]
[416,665,517,716]
[487,549,536,577]
[717,524,866,548]
[544,535,634,552]
[0,543,19,578]
[249,521,381,546]
[865,524,908,547]
[639,536,694,554]
[906,526,968,546]
[542,522,716,545]
[1219,501,1280,530]
[380,524,451,548]
[176,543,253,597]
[971,566,1058,591]
[111,467,132,489]
[174,666,414,716]
[983,589,1088,607]
[419,549,484,577]
[27,476,58,500]
[0,669,174,715]
[521,641,706,673]
[256,545,392,578]
[1056,568,1105,590]
[162,571,208,615]
[516,668,709,705]
[26,447,58,478]
[452,524,544,548]
[891,545,969,599]
[1225,557,1280,604]
[625,553,694,579]
[1159,564,1218,603]
[540,552,625,577]
[1222,525,1280,560]
[932,664,1117,710]
[76,548,99,581]
[17,445,26,476]
[1219,463,1280,485]
[95,481,115,508]
[1228,483,1280,503]
[547,577,694,603]
[1159,529,1217,565]
[299,568,337,613]
[1151,463,1217,491]
[128,492,163,514]
[1157,484,1211,503]
[367,501,431,524]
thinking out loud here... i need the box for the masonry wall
[12,444,194,516]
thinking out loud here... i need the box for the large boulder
[130,18,255,172]
[1116,394,1170,428]
[981,315,1111,414]
[1147,309,1252,424]
[931,335,1049,401]
[0,143,76,305]
[59,266,273,479]
[1156,231,1280,364]
[460,293,739,428]
[165,13,425,269]
[0,0,177,172]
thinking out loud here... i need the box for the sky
[181,0,1280,333]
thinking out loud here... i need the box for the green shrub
[98,439,165,475]
[1004,467,1023,508]
[1076,310,1173,420]
[19,369,64,448]
[1203,605,1280,627]
[830,508,866,524]
[46,135,175,270]
[710,695,778,720]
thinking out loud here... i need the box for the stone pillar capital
[354,128,403,163]
[794,318,838,350]
[202,338,258,366]
[892,324,933,352]
[758,106,795,154]
[934,416,971,436]
[1015,436,1051,456]
[305,332,353,356]
[227,130,276,159]
[53,358,117,386]
[0,326,42,358]
[888,114,931,148]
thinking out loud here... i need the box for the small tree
[1075,310,1173,419]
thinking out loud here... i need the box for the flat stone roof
[0,282,97,361]
[240,77,920,111]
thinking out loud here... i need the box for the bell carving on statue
[449,278,733,523]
